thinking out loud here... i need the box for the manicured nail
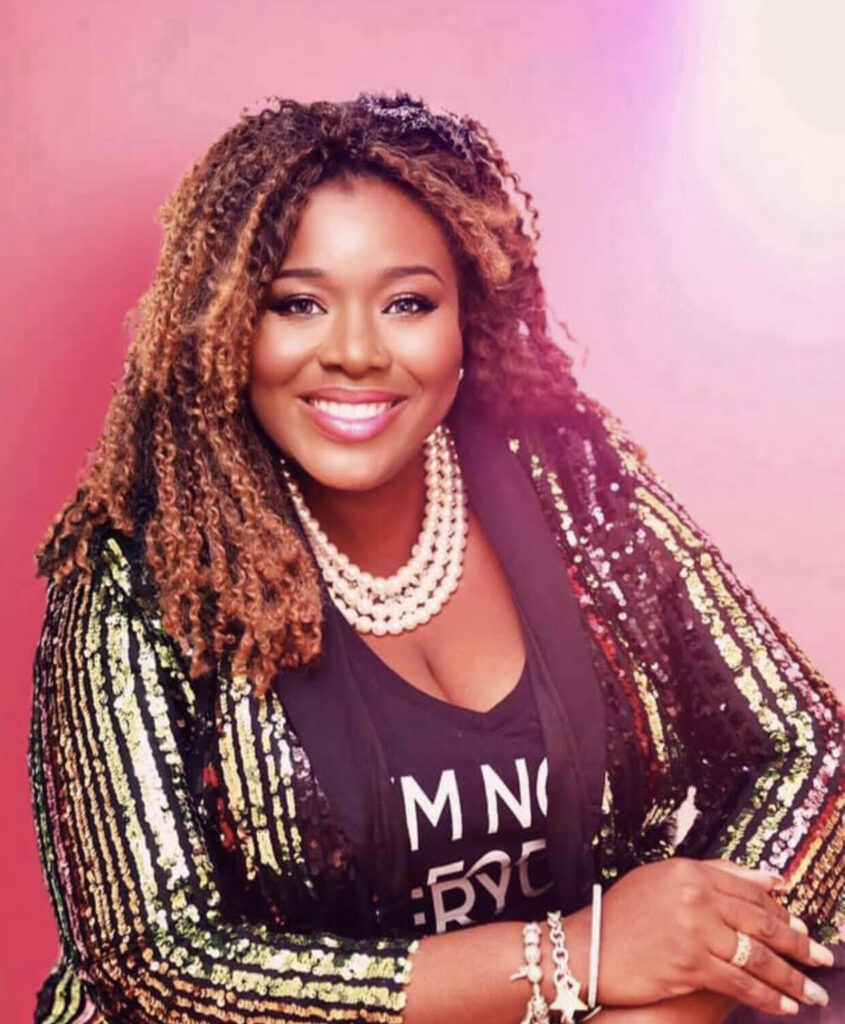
[788,915,808,935]
[809,940,835,967]
[780,995,799,1014]
[803,979,829,1006]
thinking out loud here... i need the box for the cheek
[249,320,304,387]
[403,317,463,382]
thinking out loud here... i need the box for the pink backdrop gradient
[4,0,843,1016]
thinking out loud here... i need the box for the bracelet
[509,921,550,1024]
[546,911,588,1023]
[587,882,602,1009]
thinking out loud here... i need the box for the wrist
[540,907,592,1007]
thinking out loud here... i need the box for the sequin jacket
[28,403,844,1024]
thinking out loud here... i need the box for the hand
[595,857,833,1016]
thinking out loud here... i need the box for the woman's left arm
[618,428,844,946]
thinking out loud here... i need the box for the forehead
[281,176,456,270]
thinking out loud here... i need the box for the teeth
[309,399,396,420]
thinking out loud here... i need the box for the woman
[28,91,843,1024]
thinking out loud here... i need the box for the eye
[385,294,437,316]
[267,296,325,317]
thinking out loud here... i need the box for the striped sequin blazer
[28,399,844,1024]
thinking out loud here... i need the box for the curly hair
[35,89,625,698]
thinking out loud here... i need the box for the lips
[298,394,407,442]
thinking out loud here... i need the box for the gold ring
[730,930,753,968]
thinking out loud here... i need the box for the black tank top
[344,619,556,936]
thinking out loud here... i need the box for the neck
[297,447,427,578]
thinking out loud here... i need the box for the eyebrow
[272,264,445,285]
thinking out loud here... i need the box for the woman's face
[249,174,463,493]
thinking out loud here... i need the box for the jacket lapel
[271,528,410,929]
[449,405,607,910]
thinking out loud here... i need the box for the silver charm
[548,974,588,1023]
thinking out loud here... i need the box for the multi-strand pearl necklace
[281,423,468,635]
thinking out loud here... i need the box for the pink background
[4,1,843,1016]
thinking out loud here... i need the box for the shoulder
[44,523,165,638]
[500,397,646,498]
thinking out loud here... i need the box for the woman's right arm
[29,549,422,1024]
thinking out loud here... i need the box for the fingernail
[809,940,835,967]
[803,979,829,1006]
[788,914,808,935]
[780,995,800,1015]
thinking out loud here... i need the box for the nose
[317,303,392,375]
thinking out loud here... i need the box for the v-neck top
[341,607,556,935]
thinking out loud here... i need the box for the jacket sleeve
[613,424,844,945]
[28,538,419,1024]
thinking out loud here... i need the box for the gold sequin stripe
[255,695,304,875]
[781,786,845,933]
[217,681,262,880]
[46,572,120,958]
[248,688,309,885]
[708,550,838,721]
[235,687,286,877]
[34,581,88,953]
[631,473,843,903]
[594,772,620,885]
[36,561,416,1023]
[34,958,86,1024]
[805,812,845,921]
[218,673,309,888]
[30,597,75,959]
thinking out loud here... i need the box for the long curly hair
[35,89,619,698]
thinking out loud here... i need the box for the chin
[283,442,409,495]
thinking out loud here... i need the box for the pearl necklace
[280,423,468,635]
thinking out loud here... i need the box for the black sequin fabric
[28,402,843,1023]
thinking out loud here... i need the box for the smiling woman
[28,92,843,1024]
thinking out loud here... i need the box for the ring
[730,930,753,968]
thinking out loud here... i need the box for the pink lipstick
[299,395,407,442]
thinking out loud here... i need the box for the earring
[458,366,465,383]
